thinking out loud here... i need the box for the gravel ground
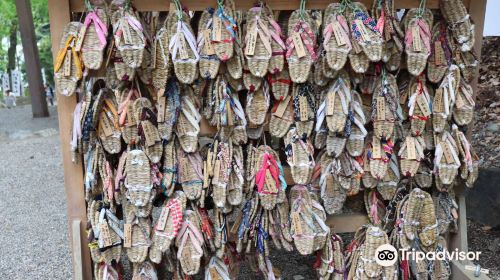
[0,105,71,279]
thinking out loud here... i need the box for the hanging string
[173,0,183,20]
[124,0,131,11]
[417,0,427,18]
[299,0,306,20]
[84,0,93,11]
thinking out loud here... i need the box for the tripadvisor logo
[375,244,482,267]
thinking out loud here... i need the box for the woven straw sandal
[361,226,393,278]
[346,91,368,157]
[97,90,122,154]
[372,72,399,140]
[175,209,205,275]
[246,83,270,126]
[452,81,475,126]
[79,7,109,70]
[348,39,370,73]
[227,44,244,80]
[349,2,383,62]
[157,78,181,141]
[455,49,478,83]
[319,159,347,214]
[91,204,123,263]
[286,10,318,83]
[405,15,432,76]
[113,50,136,81]
[433,65,461,132]
[197,9,220,79]
[152,24,171,91]
[434,191,459,235]
[310,199,330,251]
[112,9,146,69]
[440,0,475,52]
[168,10,199,85]
[149,191,186,263]
[205,256,231,280]
[212,141,232,208]
[267,13,286,75]
[402,187,425,241]
[212,0,238,61]
[227,144,244,206]
[399,135,426,177]
[176,92,201,153]
[289,185,315,255]
[376,155,400,200]
[125,149,154,208]
[293,83,316,137]
[131,261,158,280]
[159,139,177,197]
[178,148,203,201]
[324,73,351,134]
[125,211,151,264]
[427,21,451,84]
[372,0,404,65]
[364,190,386,226]
[369,136,394,180]
[415,160,433,188]
[452,124,479,187]
[417,190,438,250]
[323,3,352,71]
[116,88,137,145]
[269,68,291,101]
[138,107,163,164]
[244,7,272,77]
[270,94,294,138]
[285,127,315,184]
[326,132,347,158]
[95,263,120,280]
[408,78,431,136]
[54,22,83,96]
[255,145,286,210]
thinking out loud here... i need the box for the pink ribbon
[285,21,318,61]
[269,19,286,50]
[84,11,108,48]
[404,18,431,55]
[70,102,82,151]
[255,153,281,193]
[375,9,385,36]
[323,15,352,50]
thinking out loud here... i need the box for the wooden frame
[47,1,488,279]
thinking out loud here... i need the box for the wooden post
[15,0,49,118]
[47,0,93,279]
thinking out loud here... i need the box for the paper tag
[127,103,137,126]
[213,160,221,185]
[143,121,160,146]
[178,33,189,59]
[352,38,362,54]
[152,39,157,69]
[203,161,210,188]
[363,153,370,171]
[210,267,222,280]
[230,211,243,234]
[203,29,215,55]
[157,206,170,231]
[299,96,309,121]
[406,137,417,160]
[64,50,72,76]
[292,212,303,235]
[265,169,278,193]
[226,101,233,126]
[207,150,214,176]
[327,91,336,116]
[123,223,132,248]
[122,21,132,44]
[333,22,347,46]
[377,97,386,121]
[434,42,445,66]
[455,92,465,108]
[326,175,335,196]
[101,112,114,137]
[412,25,422,52]
[292,32,306,58]
[355,20,371,42]
[451,208,459,219]
[417,95,431,117]
[74,24,88,52]
[245,28,258,56]
[100,222,112,247]
[372,137,382,158]
[400,90,409,105]
[213,17,222,41]
[273,95,291,118]
[433,88,444,113]
[157,96,166,122]
[442,142,454,164]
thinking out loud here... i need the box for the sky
[484,0,500,36]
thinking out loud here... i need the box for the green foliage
[0,0,53,85]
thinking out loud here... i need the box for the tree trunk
[15,0,49,118]
[7,23,17,88]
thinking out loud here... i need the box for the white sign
[2,73,10,92]
[11,70,22,96]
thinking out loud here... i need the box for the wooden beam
[70,0,469,12]
[15,0,49,118]
[47,0,92,279]
[72,219,84,280]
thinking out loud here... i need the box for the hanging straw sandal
[322,3,352,71]
[97,89,122,154]
[270,93,294,138]
[349,2,383,62]
[452,80,475,126]
[452,125,479,187]
[152,23,171,91]
[321,73,351,134]
[54,22,84,96]
[455,48,478,83]
[404,10,432,76]
[319,158,347,214]
[285,127,315,184]
[205,256,231,280]
[244,6,273,78]
[113,8,146,69]
[138,106,163,164]
[212,0,238,61]
[176,91,201,153]
[255,145,286,210]
[149,191,187,263]
[132,261,158,280]
[427,21,452,84]
[434,131,461,185]
[369,136,394,180]
[125,149,154,207]
[168,7,199,84]
[177,148,203,201]
[286,9,318,83]
[211,141,232,208]
[372,0,404,66]
[266,10,286,75]
[175,209,205,275]
[359,226,394,279]
[293,83,316,137]
[399,135,426,177]
[268,68,291,101]
[346,91,368,157]
[440,0,475,52]
[289,185,315,255]
[157,78,181,141]
[377,155,400,200]
[246,83,270,127]
[79,6,109,70]
[433,65,461,133]
[124,210,152,264]
[197,9,220,79]
[372,71,399,140]
[408,77,432,136]
[227,144,244,206]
